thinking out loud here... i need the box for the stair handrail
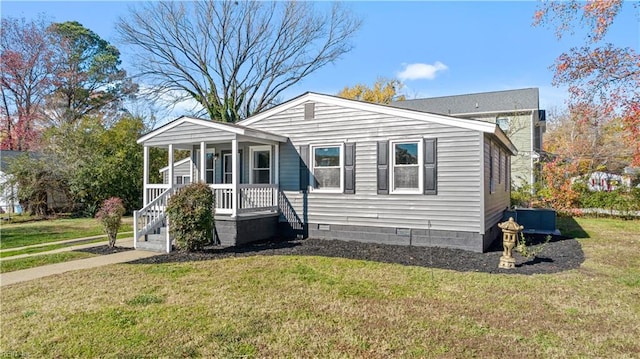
[134,186,174,246]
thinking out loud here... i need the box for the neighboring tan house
[391,88,545,188]
[134,92,516,253]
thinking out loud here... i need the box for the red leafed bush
[95,197,126,247]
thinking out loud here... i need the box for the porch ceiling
[138,116,288,148]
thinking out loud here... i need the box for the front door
[222,150,243,184]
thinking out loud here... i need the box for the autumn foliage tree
[544,105,632,174]
[0,17,54,150]
[534,0,640,166]
[337,78,406,104]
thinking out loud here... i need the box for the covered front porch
[134,117,288,252]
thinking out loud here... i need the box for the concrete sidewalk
[0,231,134,254]
[0,237,136,261]
[0,249,161,286]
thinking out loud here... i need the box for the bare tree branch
[117,1,361,122]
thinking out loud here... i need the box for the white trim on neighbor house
[390,139,423,195]
[310,142,344,193]
[237,92,517,155]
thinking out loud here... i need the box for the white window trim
[310,143,344,193]
[390,139,423,194]
[249,145,272,184]
[176,175,191,185]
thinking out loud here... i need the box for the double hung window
[311,144,343,192]
[250,146,271,184]
[391,140,422,193]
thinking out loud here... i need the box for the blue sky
[2,1,638,120]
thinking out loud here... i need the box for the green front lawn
[0,232,132,259]
[1,217,638,358]
[0,252,98,273]
[0,217,133,250]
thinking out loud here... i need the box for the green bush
[166,183,215,251]
[577,186,640,218]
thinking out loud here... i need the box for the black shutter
[377,141,389,194]
[424,138,437,195]
[344,143,356,194]
[299,145,309,191]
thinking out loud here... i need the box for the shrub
[166,182,215,251]
[95,197,126,247]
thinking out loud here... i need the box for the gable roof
[238,92,517,154]
[390,88,540,115]
[137,116,288,145]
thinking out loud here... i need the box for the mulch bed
[75,245,134,255]
[127,234,584,275]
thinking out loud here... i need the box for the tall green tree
[117,1,361,122]
[46,21,137,126]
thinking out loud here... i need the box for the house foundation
[215,212,279,246]
[306,223,498,253]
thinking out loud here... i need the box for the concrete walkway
[0,236,163,287]
[0,231,134,254]
[0,237,135,261]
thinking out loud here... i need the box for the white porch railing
[146,184,171,205]
[239,184,279,213]
[210,184,278,215]
[211,184,234,214]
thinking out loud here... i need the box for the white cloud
[397,62,448,81]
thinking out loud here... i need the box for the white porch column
[274,143,279,185]
[273,143,279,208]
[200,142,206,182]
[168,144,174,189]
[231,138,238,217]
[143,146,149,205]
[189,148,194,184]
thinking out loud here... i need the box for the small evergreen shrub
[95,197,126,247]
[166,182,215,251]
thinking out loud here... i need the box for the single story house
[134,92,516,253]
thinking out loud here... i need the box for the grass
[0,232,132,258]
[0,216,133,250]
[1,217,639,358]
[0,251,97,273]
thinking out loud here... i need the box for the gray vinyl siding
[279,140,300,190]
[161,159,192,184]
[146,122,235,147]
[251,101,484,234]
[470,113,533,187]
[483,135,511,232]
